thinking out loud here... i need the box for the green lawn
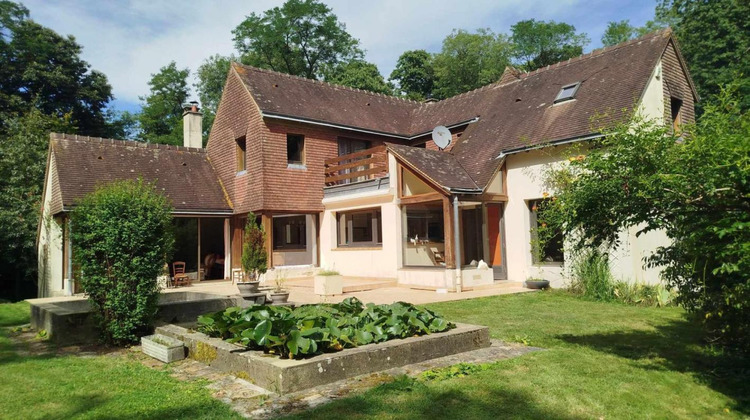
[1,293,747,419]
[0,301,240,420]
[283,291,749,420]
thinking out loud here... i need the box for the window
[272,215,306,250]
[236,136,246,172]
[670,97,683,132]
[287,134,304,165]
[337,208,382,247]
[528,199,564,263]
[554,82,581,103]
[403,205,445,267]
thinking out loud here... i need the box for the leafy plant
[197,297,455,359]
[241,213,267,281]
[70,179,174,344]
[568,250,616,301]
[420,362,492,381]
[317,269,340,276]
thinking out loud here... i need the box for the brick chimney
[183,101,203,148]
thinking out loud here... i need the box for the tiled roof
[49,133,232,213]
[235,29,678,190]
[387,143,479,192]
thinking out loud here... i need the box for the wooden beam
[324,145,386,165]
[324,155,385,174]
[442,196,455,269]
[325,167,386,184]
[399,192,443,205]
[477,193,508,202]
[261,213,273,269]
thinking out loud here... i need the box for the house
[36,29,697,297]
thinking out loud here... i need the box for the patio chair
[172,261,191,287]
[231,268,244,285]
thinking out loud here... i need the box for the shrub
[241,213,267,280]
[568,250,616,301]
[70,179,174,344]
[197,297,455,359]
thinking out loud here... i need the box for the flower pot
[525,279,550,289]
[314,275,343,296]
[270,291,290,304]
[141,334,185,363]
[237,281,260,295]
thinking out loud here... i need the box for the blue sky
[23,0,658,114]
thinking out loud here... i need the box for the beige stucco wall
[37,168,66,298]
[639,61,665,122]
[272,214,316,267]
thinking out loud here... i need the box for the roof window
[554,82,581,103]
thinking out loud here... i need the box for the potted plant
[314,269,343,296]
[238,213,267,295]
[269,273,290,304]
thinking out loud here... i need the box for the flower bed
[197,297,455,359]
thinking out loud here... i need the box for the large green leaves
[197,297,455,359]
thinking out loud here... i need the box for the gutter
[62,206,233,216]
[263,112,479,141]
[495,133,604,160]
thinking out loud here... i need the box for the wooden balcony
[324,145,388,186]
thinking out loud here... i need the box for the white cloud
[22,0,654,110]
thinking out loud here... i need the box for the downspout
[65,219,73,295]
[453,196,462,293]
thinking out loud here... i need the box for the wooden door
[487,204,507,279]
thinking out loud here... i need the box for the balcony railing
[324,145,388,186]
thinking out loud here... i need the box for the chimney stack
[183,101,203,148]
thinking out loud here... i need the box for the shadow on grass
[557,318,750,414]
[285,376,578,420]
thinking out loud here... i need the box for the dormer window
[554,82,581,103]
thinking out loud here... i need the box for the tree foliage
[657,0,750,113]
[194,54,234,140]
[543,86,749,351]
[232,0,362,80]
[0,0,117,137]
[432,29,513,99]
[241,213,268,281]
[137,62,190,145]
[389,50,435,100]
[324,59,393,95]
[70,179,174,344]
[601,20,639,47]
[0,109,72,300]
[510,19,589,71]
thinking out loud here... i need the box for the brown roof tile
[49,134,231,213]
[387,143,479,191]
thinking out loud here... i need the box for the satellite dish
[431,125,452,150]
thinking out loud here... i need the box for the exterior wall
[272,214,316,266]
[504,147,670,287]
[661,40,696,126]
[639,61,665,121]
[37,165,66,297]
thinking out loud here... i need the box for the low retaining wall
[29,292,243,345]
[156,322,490,394]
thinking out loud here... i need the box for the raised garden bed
[141,333,185,363]
[156,321,490,394]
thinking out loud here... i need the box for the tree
[71,179,174,344]
[195,54,234,141]
[543,85,749,351]
[241,214,267,281]
[602,20,638,46]
[432,29,513,99]
[323,60,393,95]
[656,0,750,113]
[389,50,435,100]
[0,1,114,137]
[0,109,73,301]
[137,62,190,145]
[232,0,362,80]
[510,19,589,71]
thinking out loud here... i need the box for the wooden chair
[172,262,191,287]
[231,268,244,285]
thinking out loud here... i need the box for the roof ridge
[49,133,206,153]
[231,62,422,105]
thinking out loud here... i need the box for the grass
[0,301,240,420]
[282,291,749,420]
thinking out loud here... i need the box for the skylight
[554,82,581,103]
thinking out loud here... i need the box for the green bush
[197,297,455,359]
[568,250,616,301]
[241,213,267,280]
[71,179,174,344]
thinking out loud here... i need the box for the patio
[163,277,532,305]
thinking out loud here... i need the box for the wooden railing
[324,145,388,186]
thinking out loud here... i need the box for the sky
[23,0,658,113]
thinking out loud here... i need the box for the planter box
[314,275,343,296]
[141,334,185,363]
